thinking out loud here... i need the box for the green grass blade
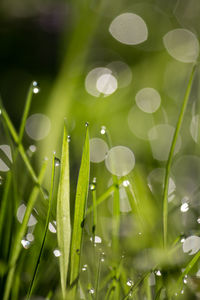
[27,154,56,300]
[0,100,19,144]
[3,159,48,300]
[0,101,39,185]
[177,250,200,289]
[56,126,71,299]
[18,82,34,143]
[86,178,124,215]
[70,126,90,296]
[163,64,197,248]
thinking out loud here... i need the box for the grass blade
[163,64,197,248]
[27,154,56,300]
[3,159,48,300]
[70,126,90,296]
[0,83,34,244]
[177,250,200,290]
[56,126,71,299]
[86,177,124,215]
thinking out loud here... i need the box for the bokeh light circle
[109,13,148,45]
[105,146,135,176]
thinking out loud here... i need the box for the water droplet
[90,183,96,191]
[29,145,37,153]
[100,126,106,135]
[53,249,61,257]
[197,218,200,224]
[122,180,130,187]
[183,275,187,284]
[67,135,71,142]
[85,122,89,127]
[33,87,40,94]
[21,239,31,249]
[155,270,162,276]
[82,264,88,271]
[181,202,189,212]
[88,288,95,295]
[76,249,80,255]
[90,236,102,244]
[0,109,2,115]
[32,81,38,87]
[126,279,134,287]
[55,157,60,167]
[49,221,57,233]
[0,176,3,185]
[32,81,40,94]
[181,289,184,294]
[26,233,34,242]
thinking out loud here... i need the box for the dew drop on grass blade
[27,153,56,300]
[70,126,90,298]
[3,159,48,300]
[56,125,71,300]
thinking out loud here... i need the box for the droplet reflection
[183,235,200,255]
[148,124,181,161]
[90,138,109,163]
[105,146,135,176]
[135,87,161,113]
[109,13,148,45]
[163,29,199,63]
[25,113,51,141]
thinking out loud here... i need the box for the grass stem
[163,63,197,248]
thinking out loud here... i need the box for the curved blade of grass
[27,154,56,300]
[0,83,34,246]
[0,101,38,184]
[177,250,200,289]
[70,126,90,297]
[122,271,149,300]
[3,159,48,300]
[57,125,71,300]
[86,177,124,216]
[163,64,197,248]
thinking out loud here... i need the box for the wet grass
[0,65,200,300]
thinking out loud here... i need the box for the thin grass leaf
[3,159,48,300]
[0,101,39,184]
[177,250,200,289]
[27,154,56,300]
[57,126,71,300]
[86,177,124,215]
[0,83,34,245]
[163,64,197,248]
[122,271,149,300]
[70,126,90,297]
